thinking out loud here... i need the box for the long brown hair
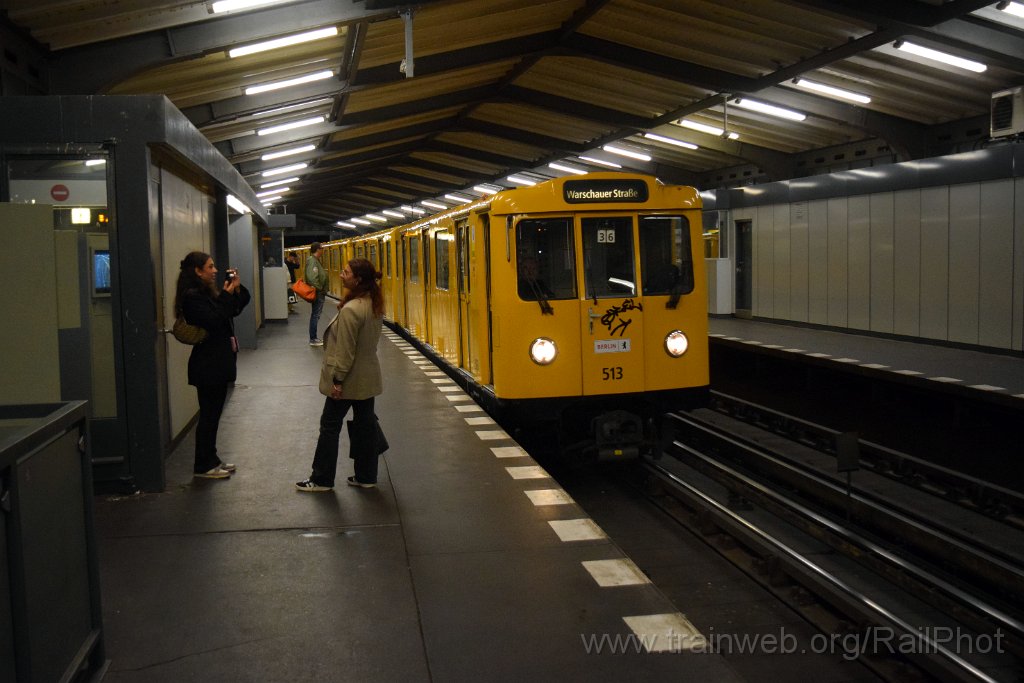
[340,257,384,317]
[174,251,217,316]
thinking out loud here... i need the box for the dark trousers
[194,383,228,473]
[310,396,378,486]
[309,291,325,340]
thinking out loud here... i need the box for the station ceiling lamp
[892,40,987,72]
[245,70,334,96]
[229,27,338,58]
[791,77,871,104]
[732,98,807,121]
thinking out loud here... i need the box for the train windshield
[516,218,577,300]
[581,216,636,298]
[639,215,694,296]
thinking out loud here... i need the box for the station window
[639,215,694,296]
[516,218,576,301]
[581,216,635,298]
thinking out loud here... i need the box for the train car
[297,172,709,458]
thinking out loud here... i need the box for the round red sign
[50,184,70,201]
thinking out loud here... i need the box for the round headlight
[664,330,689,357]
[529,337,557,365]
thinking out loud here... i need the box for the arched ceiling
[5,0,1024,231]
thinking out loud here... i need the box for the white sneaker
[309,339,324,347]
[195,467,232,479]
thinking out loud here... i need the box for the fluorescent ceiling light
[351,217,371,225]
[893,40,986,73]
[260,144,316,161]
[365,214,388,223]
[473,184,501,194]
[422,200,448,210]
[259,195,282,203]
[791,77,871,104]
[578,155,622,168]
[506,174,537,186]
[229,27,338,59]
[602,144,651,161]
[249,98,332,120]
[676,119,739,140]
[382,210,405,218]
[256,188,287,197]
[1001,1,1024,18]
[262,162,307,177]
[549,162,587,175]
[337,221,356,228]
[84,159,106,166]
[733,98,807,121]
[260,176,299,189]
[642,133,698,150]
[226,194,251,213]
[257,116,326,136]
[444,193,471,203]
[245,70,334,96]
[211,0,291,13]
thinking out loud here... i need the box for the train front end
[488,174,709,458]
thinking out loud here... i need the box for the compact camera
[225,269,237,282]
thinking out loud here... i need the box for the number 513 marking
[602,367,623,380]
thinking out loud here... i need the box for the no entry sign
[50,184,70,201]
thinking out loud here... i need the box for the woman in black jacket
[175,251,251,479]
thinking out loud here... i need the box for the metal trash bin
[1,401,106,683]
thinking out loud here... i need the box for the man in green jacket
[305,242,329,346]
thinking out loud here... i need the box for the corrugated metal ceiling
[3,0,1023,230]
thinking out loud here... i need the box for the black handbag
[347,415,389,456]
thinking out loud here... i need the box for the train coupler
[592,410,644,460]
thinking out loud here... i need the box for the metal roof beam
[45,0,399,95]
[503,86,651,129]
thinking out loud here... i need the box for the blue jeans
[310,396,378,486]
[309,290,325,340]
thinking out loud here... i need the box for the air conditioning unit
[990,86,1024,138]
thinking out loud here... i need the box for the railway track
[639,404,1024,682]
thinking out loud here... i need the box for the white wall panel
[918,187,950,341]
[847,195,871,330]
[807,200,829,324]
[755,205,775,317]
[893,189,921,337]
[827,197,848,327]
[790,201,809,322]
[869,192,895,333]
[773,203,791,320]
[978,180,1015,349]
[948,184,980,345]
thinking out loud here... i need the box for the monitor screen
[93,249,111,295]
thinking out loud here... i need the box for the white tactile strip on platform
[970,384,1006,392]
[445,394,472,402]
[583,559,650,587]
[476,429,510,440]
[464,416,496,425]
[491,446,528,458]
[506,465,549,480]
[524,489,573,506]
[929,376,962,383]
[455,404,484,413]
[622,614,706,653]
[548,518,607,542]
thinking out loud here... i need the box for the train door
[578,215,646,396]
[735,219,752,318]
[456,218,471,370]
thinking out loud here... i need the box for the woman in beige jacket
[296,258,384,491]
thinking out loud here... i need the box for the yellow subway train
[288,172,708,458]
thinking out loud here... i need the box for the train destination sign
[563,179,649,203]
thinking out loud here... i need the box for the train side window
[369,242,377,268]
[435,230,450,290]
[516,218,576,301]
[581,216,635,298]
[639,215,694,296]
[408,236,420,283]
